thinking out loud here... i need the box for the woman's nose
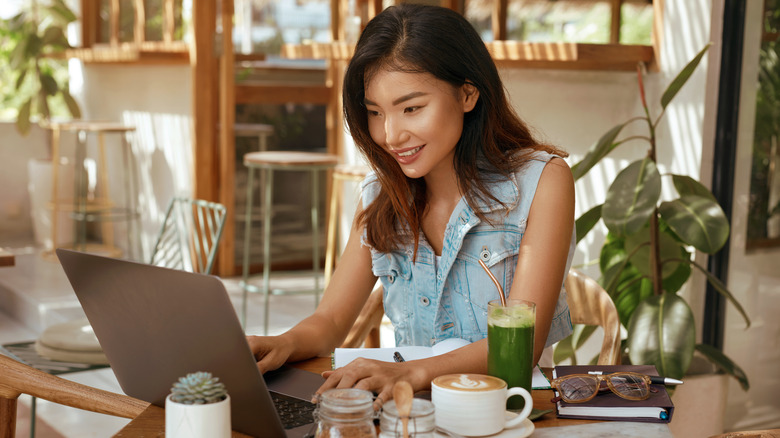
[384,116,406,147]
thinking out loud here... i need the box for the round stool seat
[244,151,339,168]
[34,317,109,365]
[333,163,370,179]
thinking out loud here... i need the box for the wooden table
[0,249,14,267]
[113,359,599,437]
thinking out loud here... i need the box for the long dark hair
[343,4,566,254]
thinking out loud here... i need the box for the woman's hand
[316,358,427,410]
[247,335,295,374]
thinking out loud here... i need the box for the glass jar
[379,398,435,438]
[314,388,377,438]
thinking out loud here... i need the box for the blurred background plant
[0,0,81,135]
[555,44,751,391]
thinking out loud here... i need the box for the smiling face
[364,68,479,181]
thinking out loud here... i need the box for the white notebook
[334,338,551,389]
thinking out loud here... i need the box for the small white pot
[165,394,231,438]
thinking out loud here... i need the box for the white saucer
[435,412,535,438]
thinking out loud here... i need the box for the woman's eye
[404,106,420,113]
[367,110,381,117]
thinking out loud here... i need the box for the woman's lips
[393,145,424,164]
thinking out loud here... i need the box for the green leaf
[38,91,50,119]
[39,73,58,96]
[671,174,717,202]
[689,260,751,327]
[603,158,662,236]
[614,273,653,327]
[24,33,42,59]
[15,69,28,91]
[17,99,33,136]
[552,324,598,365]
[575,204,602,244]
[661,44,711,109]
[695,344,750,391]
[553,335,575,364]
[624,225,685,279]
[47,2,78,24]
[659,247,692,294]
[574,324,598,350]
[61,89,82,118]
[659,195,729,254]
[41,26,65,45]
[571,123,627,181]
[9,34,29,70]
[626,293,696,379]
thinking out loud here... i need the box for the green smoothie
[487,300,535,410]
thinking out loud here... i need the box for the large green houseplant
[555,44,751,391]
[0,0,81,135]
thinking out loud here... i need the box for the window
[466,0,653,44]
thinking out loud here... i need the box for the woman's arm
[507,157,575,365]
[248,206,378,373]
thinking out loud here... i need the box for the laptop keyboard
[271,391,317,430]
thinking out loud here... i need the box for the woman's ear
[461,82,480,112]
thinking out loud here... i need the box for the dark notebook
[551,364,675,423]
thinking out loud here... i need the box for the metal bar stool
[47,121,140,260]
[241,151,339,333]
[324,164,370,287]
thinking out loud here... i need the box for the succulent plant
[169,372,228,405]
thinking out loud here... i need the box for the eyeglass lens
[608,373,649,398]
[557,376,600,401]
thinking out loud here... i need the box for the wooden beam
[650,0,663,72]
[164,0,175,43]
[492,0,507,41]
[610,0,623,45]
[235,84,331,104]
[110,0,119,45]
[218,0,237,277]
[134,0,145,44]
[282,41,655,72]
[66,43,189,63]
[191,0,219,204]
[80,0,98,48]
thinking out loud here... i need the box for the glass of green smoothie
[487,299,535,411]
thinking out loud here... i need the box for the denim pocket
[451,222,524,336]
[371,250,412,342]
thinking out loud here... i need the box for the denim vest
[361,151,574,348]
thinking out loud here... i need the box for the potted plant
[166,371,231,438]
[0,0,81,135]
[554,44,751,412]
[1,0,83,249]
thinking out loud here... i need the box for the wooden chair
[564,269,622,365]
[339,270,623,366]
[0,353,148,438]
[340,283,384,348]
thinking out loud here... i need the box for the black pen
[588,371,683,385]
[393,351,406,363]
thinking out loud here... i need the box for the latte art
[452,375,488,389]
[432,374,506,392]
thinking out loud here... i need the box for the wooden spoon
[393,380,413,438]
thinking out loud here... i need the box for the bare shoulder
[539,157,574,191]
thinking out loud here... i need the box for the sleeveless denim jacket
[360,151,575,348]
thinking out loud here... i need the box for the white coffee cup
[431,374,532,437]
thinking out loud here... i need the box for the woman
[248,3,575,408]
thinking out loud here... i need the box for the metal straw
[478,259,506,307]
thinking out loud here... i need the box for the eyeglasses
[550,372,657,403]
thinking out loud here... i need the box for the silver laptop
[56,249,325,437]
